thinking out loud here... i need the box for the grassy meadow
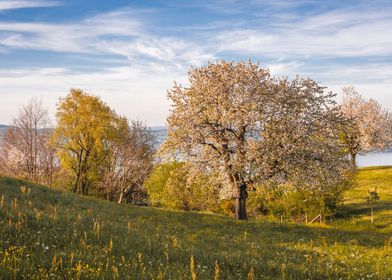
[0,167,392,279]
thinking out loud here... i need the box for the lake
[3,125,391,167]
[357,152,392,167]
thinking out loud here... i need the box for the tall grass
[0,167,391,279]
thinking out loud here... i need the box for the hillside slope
[339,166,392,232]
[0,168,391,279]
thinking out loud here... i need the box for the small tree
[101,119,156,203]
[366,187,380,223]
[53,89,117,195]
[340,87,391,167]
[0,98,58,185]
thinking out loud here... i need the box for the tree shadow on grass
[340,201,392,216]
[244,221,391,248]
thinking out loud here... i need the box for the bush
[144,162,220,211]
[218,199,236,217]
[247,178,353,221]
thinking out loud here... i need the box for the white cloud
[213,6,392,58]
[216,21,392,58]
[0,65,187,126]
[267,60,304,77]
[2,3,390,61]
[0,10,142,53]
[0,2,392,125]
[0,9,214,66]
[0,0,61,11]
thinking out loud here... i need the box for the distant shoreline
[2,124,391,167]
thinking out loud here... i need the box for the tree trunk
[73,150,83,193]
[235,184,248,220]
[73,179,79,193]
[118,191,124,204]
[81,180,88,196]
[371,206,374,223]
[350,152,357,168]
[106,190,114,201]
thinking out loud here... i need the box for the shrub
[218,199,236,217]
[247,178,353,221]
[144,162,220,211]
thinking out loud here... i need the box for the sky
[0,0,391,126]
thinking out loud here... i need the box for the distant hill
[150,126,167,146]
[0,124,8,137]
[0,124,167,145]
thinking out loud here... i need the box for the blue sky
[0,0,391,125]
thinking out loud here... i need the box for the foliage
[145,162,220,211]
[53,89,119,195]
[163,60,351,219]
[340,86,392,167]
[366,188,380,205]
[248,177,353,221]
[0,170,392,279]
[218,199,236,216]
[366,187,380,223]
[144,161,180,207]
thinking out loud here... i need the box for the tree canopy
[340,86,391,167]
[163,61,351,220]
[53,89,118,195]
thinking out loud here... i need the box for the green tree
[53,89,117,195]
[144,162,181,207]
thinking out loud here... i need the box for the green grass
[1,167,392,279]
[336,166,392,232]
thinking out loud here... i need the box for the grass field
[0,167,391,279]
[337,166,392,233]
